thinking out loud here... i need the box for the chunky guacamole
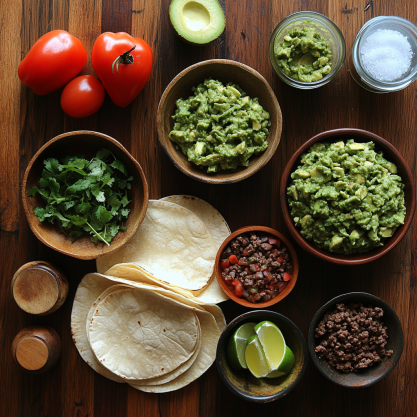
[169,79,270,173]
[275,26,332,82]
[287,140,406,254]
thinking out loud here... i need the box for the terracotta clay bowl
[216,310,308,402]
[157,59,283,184]
[280,128,416,265]
[22,131,149,260]
[215,226,299,308]
[308,292,404,388]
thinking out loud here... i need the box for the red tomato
[229,254,238,264]
[235,282,244,297]
[92,32,152,107]
[283,272,292,282]
[61,76,105,118]
[18,30,87,95]
[220,259,230,269]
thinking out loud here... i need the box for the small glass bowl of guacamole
[269,11,346,89]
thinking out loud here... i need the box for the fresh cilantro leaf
[75,202,91,214]
[121,191,130,207]
[91,183,105,202]
[95,206,112,223]
[111,159,128,176]
[97,148,112,160]
[29,149,132,245]
[44,158,60,174]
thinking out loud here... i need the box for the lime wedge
[255,321,295,375]
[245,334,270,378]
[227,322,256,370]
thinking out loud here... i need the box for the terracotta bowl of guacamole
[280,128,416,265]
[157,59,283,184]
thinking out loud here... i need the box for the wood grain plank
[130,0,162,200]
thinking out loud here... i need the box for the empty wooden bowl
[280,128,416,265]
[215,226,299,308]
[216,310,308,402]
[12,325,61,374]
[22,131,149,260]
[12,261,68,315]
[308,292,404,388]
[157,59,283,184]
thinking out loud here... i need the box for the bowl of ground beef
[215,226,299,308]
[308,292,404,388]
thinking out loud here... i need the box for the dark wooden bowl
[280,128,416,265]
[22,131,149,260]
[215,226,299,308]
[216,310,308,402]
[308,292,404,388]
[157,59,283,184]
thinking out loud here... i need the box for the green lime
[255,321,295,375]
[227,322,256,370]
[245,334,270,378]
[266,346,295,378]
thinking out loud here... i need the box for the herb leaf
[27,149,133,245]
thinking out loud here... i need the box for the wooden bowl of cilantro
[22,131,149,260]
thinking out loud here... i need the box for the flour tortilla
[89,288,199,380]
[97,200,217,291]
[137,318,202,386]
[86,284,131,341]
[85,283,202,385]
[160,196,230,304]
[130,309,220,393]
[103,264,226,332]
[70,273,126,383]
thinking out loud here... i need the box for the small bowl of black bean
[215,226,299,308]
[308,292,404,388]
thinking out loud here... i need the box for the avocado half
[169,0,226,45]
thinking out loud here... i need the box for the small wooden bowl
[12,261,68,315]
[308,292,404,388]
[280,128,416,265]
[216,310,308,402]
[12,325,62,374]
[22,131,149,260]
[157,59,283,184]
[215,226,299,308]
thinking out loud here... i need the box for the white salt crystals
[360,29,413,82]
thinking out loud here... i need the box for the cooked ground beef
[220,232,292,303]
[314,303,393,373]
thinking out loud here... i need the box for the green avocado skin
[169,0,226,45]
[287,140,406,255]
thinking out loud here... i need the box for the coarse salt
[360,29,414,82]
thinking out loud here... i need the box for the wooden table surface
[1,0,416,416]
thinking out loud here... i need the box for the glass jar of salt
[348,16,417,93]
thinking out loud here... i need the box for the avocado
[169,0,226,45]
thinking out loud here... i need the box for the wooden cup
[11,261,69,315]
[12,326,61,374]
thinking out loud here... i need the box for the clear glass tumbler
[269,11,346,90]
[348,16,417,93]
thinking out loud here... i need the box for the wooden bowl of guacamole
[280,128,416,265]
[157,59,283,184]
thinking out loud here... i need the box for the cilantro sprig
[28,149,133,245]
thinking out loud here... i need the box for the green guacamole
[169,79,270,173]
[275,26,332,82]
[287,140,406,254]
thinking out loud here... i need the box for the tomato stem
[112,46,136,74]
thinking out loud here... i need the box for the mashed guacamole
[275,27,332,82]
[169,79,270,173]
[287,140,406,254]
